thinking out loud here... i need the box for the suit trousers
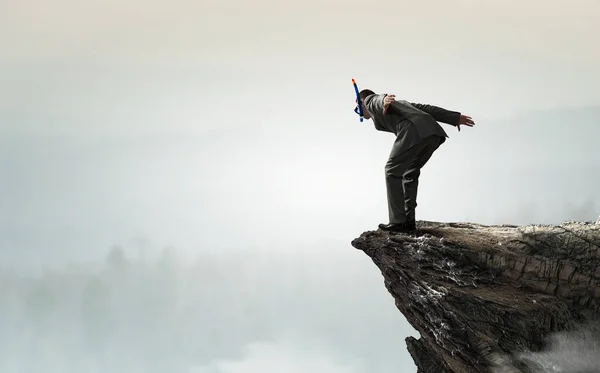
[385,134,443,224]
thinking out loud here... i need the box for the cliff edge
[351,219,600,373]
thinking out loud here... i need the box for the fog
[1,245,411,372]
[2,0,600,371]
[516,323,600,373]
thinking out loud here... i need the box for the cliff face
[351,220,600,373]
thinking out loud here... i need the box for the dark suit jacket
[363,93,461,151]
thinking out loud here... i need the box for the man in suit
[356,89,475,233]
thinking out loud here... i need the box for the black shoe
[378,221,416,233]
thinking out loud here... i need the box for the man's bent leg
[402,135,443,222]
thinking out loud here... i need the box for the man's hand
[457,114,475,131]
[383,94,396,114]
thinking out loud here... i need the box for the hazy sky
[1,0,600,372]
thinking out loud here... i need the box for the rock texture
[351,220,600,373]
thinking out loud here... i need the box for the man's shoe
[378,221,416,233]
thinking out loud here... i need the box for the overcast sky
[1,0,599,372]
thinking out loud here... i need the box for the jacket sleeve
[409,102,461,126]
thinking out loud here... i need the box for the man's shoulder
[363,94,387,113]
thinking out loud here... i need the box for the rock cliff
[351,219,600,373]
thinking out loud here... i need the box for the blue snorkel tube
[352,78,363,122]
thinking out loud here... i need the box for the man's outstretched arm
[409,102,461,125]
[383,94,475,131]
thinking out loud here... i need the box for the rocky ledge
[351,220,600,373]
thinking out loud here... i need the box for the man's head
[356,89,375,120]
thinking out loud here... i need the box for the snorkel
[352,78,363,122]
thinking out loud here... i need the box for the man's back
[363,93,458,149]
